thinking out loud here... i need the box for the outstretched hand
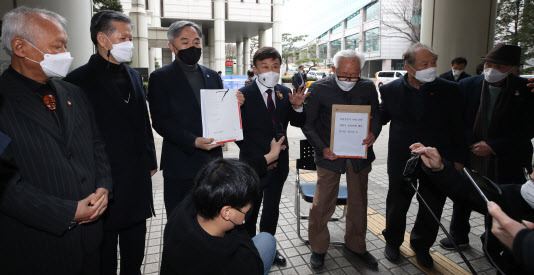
[289,86,309,109]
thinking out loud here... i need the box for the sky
[280,0,372,46]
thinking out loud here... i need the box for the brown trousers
[308,163,371,254]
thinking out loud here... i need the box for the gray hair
[403,43,439,66]
[167,20,202,42]
[333,49,366,69]
[1,6,67,55]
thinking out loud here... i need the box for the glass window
[346,11,360,29]
[318,43,328,59]
[330,39,342,57]
[331,22,342,35]
[365,1,379,22]
[318,32,328,39]
[379,72,394,77]
[364,28,379,52]
[345,33,360,50]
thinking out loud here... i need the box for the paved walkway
[136,125,495,275]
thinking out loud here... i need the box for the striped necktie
[265,89,276,125]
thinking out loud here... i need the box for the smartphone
[463,168,502,203]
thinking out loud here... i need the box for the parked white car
[375,70,406,86]
[307,71,327,79]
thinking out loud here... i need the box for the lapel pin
[207,75,210,78]
[276,90,283,99]
[515,90,520,96]
[67,101,72,105]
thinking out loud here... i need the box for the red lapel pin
[67,101,72,105]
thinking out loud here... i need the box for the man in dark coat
[292,64,307,89]
[0,7,112,274]
[64,11,157,275]
[379,43,465,268]
[148,20,244,217]
[302,50,382,269]
[238,47,306,265]
[439,44,534,251]
[439,57,471,82]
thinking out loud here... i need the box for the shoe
[273,250,286,265]
[414,250,434,269]
[439,237,469,251]
[343,246,378,269]
[384,243,400,262]
[310,252,326,269]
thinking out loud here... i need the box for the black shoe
[273,250,286,265]
[414,250,434,269]
[343,246,378,269]
[439,237,469,251]
[384,243,400,262]
[310,252,326,269]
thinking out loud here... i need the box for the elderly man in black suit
[439,57,471,82]
[64,11,157,275]
[238,47,307,265]
[439,44,534,252]
[302,49,382,269]
[379,43,465,268]
[148,20,244,218]
[0,7,112,274]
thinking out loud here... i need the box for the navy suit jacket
[237,81,305,177]
[460,74,534,182]
[148,60,223,180]
[64,54,157,229]
[379,75,465,177]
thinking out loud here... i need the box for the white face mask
[410,66,437,83]
[105,34,134,63]
[257,71,280,88]
[24,39,74,78]
[335,74,357,91]
[452,69,464,76]
[521,179,534,209]
[484,68,510,83]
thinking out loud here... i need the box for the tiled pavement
[137,125,495,274]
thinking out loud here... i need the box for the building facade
[303,0,419,77]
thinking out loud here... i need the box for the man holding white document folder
[302,50,382,270]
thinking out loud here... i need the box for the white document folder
[200,89,243,144]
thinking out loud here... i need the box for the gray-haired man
[148,21,244,217]
[302,50,382,269]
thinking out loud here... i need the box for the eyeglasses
[336,75,359,82]
[230,207,248,225]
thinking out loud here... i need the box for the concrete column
[326,30,332,62]
[209,27,216,69]
[259,29,269,47]
[16,0,93,71]
[272,0,283,53]
[421,0,497,75]
[196,23,203,66]
[130,0,149,68]
[341,20,346,51]
[236,40,244,75]
[214,0,226,74]
[382,59,392,71]
[147,0,161,27]
[244,38,251,70]
[149,47,155,74]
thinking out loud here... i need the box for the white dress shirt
[255,78,303,112]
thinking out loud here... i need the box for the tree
[225,43,237,60]
[250,36,259,61]
[381,0,421,44]
[296,58,323,67]
[93,0,123,12]
[495,0,534,72]
[282,33,308,73]
[307,43,317,59]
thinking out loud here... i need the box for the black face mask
[174,45,202,65]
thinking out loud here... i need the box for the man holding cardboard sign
[302,50,382,269]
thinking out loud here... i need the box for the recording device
[463,168,502,204]
[403,153,422,179]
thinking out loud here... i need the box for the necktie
[266,89,276,125]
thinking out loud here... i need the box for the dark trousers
[245,169,288,237]
[163,177,195,218]
[101,220,147,275]
[383,173,447,252]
